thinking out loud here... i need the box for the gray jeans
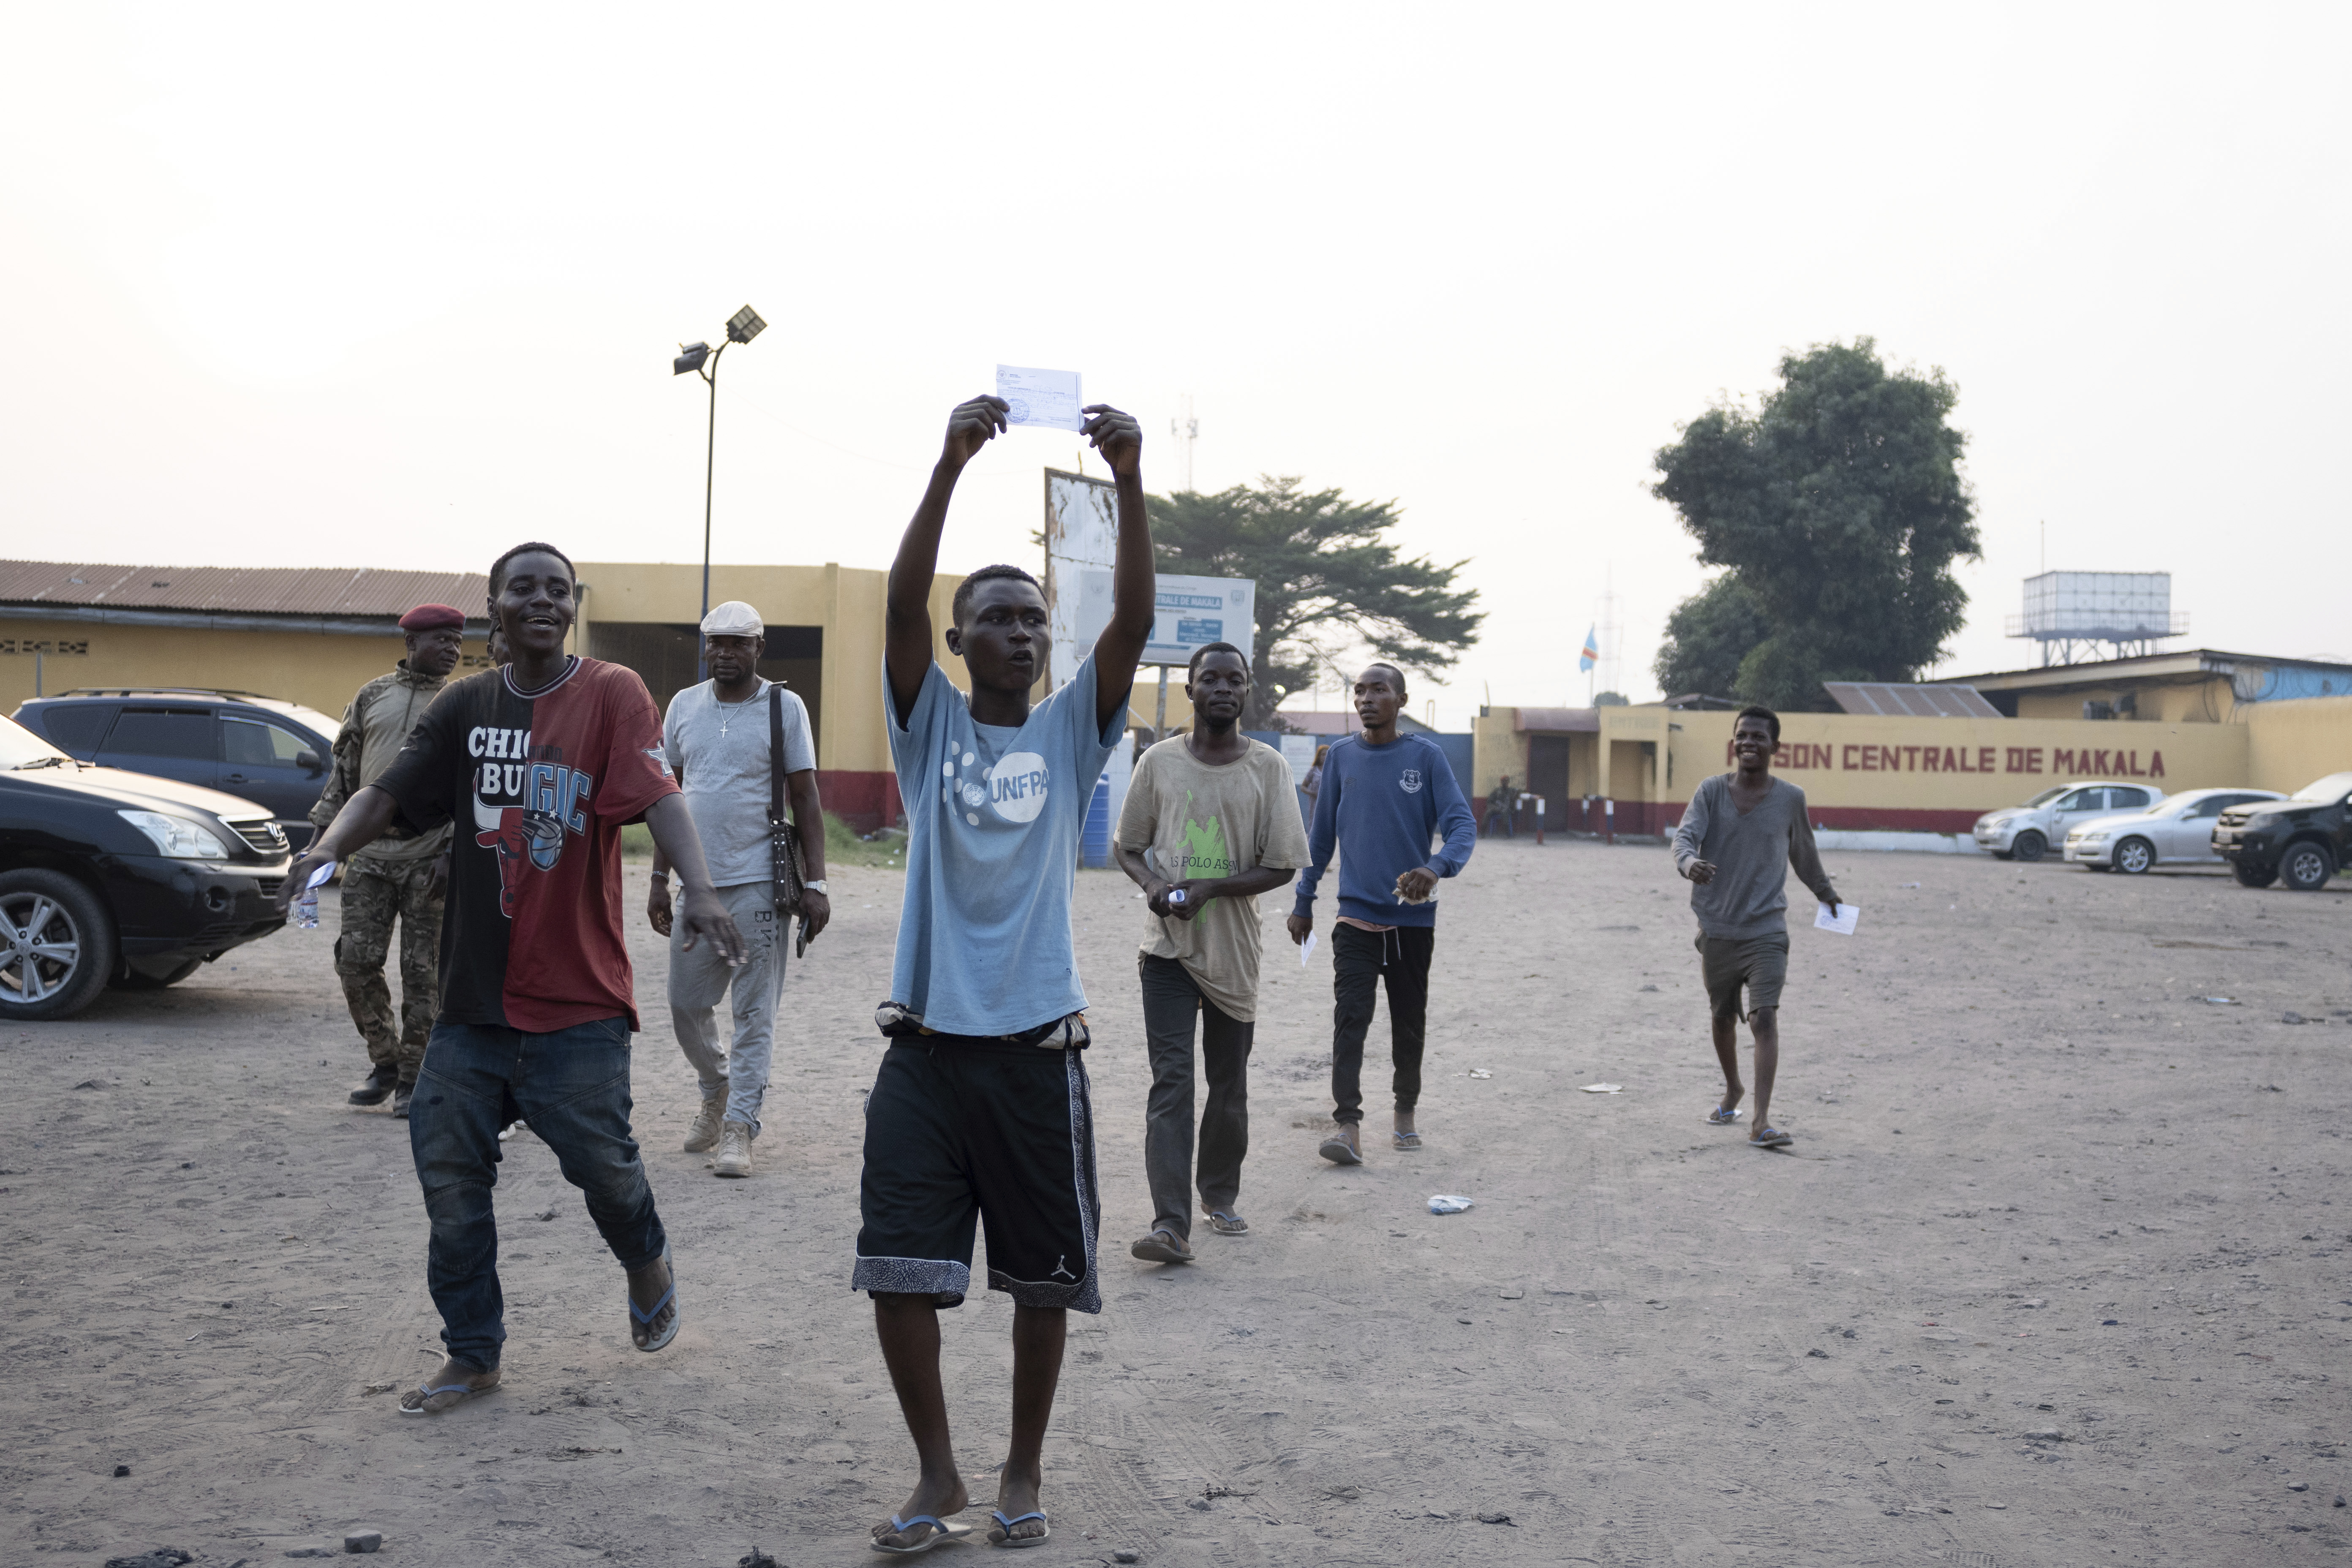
[670,880,785,1133]
[1138,953,1254,1242]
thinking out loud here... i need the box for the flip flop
[988,1509,1049,1549]
[1129,1229,1194,1264]
[870,1515,972,1555]
[398,1371,500,1416]
[1750,1126,1793,1149]
[1705,1105,1744,1126]
[1318,1130,1364,1165]
[1393,1130,1423,1151]
[629,1241,679,1352]
[1203,1209,1250,1236]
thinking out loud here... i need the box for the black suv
[0,713,292,1019]
[11,688,343,852]
[2213,770,2352,891]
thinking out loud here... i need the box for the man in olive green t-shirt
[1113,643,1310,1262]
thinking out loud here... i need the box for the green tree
[1651,340,1979,712]
[1652,574,1769,699]
[1148,476,1483,728]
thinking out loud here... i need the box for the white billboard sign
[1073,571,1256,670]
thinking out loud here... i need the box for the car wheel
[2233,860,2278,888]
[114,956,204,991]
[2114,837,2155,875]
[2012,830,2047,863]
[2279,841,2336,892]
[0,868,118,1021]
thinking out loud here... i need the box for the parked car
[0,713,293,1019]
[2212,771,2352,891]
[1972,780,2164,862]
[11,688,343,852]
[2062,788,2286,873]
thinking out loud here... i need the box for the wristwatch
[803,879,828,895]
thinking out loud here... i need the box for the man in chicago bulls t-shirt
[283,542,745,1416]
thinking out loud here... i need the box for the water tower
[2005,572,2188,666]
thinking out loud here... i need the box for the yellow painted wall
[2246,694,2352,792]
[0,618,494,723]
[1658,711,2251,809]
[1470,710,1529,798]
[2012,676,2233,724]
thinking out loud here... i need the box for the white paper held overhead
[1814,901,1860,936]
[995,365,1083,431]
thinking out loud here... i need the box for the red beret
[399,603,466,632]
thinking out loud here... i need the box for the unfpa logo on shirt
[986,752,1050,824]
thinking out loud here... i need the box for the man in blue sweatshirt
[1287,663,1478,1163]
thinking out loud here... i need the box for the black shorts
[1696,931,1789,1022]
[852,1037,1102,1313]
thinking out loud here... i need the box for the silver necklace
[714,682,760,735]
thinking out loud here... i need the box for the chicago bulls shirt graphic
[374,657,679,1032]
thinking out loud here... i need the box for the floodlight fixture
[673,306,767,675]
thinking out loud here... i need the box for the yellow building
[1473,692,2352,836]
[2,557,1191,831]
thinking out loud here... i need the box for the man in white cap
[648,600,830,1176]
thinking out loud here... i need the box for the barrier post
[1534,795,1545,846]
[1604,796,1614,844]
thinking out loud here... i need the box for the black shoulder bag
[769,684,809,933]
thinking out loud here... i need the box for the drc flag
[1579,625,1599,673]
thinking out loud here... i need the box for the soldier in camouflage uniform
[313,604,468,1117]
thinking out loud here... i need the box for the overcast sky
[5,4,2344,727]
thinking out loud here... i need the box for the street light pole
[674,305,766,681]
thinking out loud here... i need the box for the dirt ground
[5,837,2350,1567]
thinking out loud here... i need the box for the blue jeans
[408,1015,667,1371]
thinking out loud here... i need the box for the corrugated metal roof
[0,560,490,619]
[1822,681,2003,718]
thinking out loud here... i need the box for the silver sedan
[2063,787,2285,873]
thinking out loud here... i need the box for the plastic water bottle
[291,860,337,929]
[1166,887,1187,907]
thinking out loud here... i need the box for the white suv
[1973,781,2163,862]
[2063,788,2284,873]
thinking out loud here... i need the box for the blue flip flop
[1706,1105,1744,1126]
[630,1241,679,1353]
[988,1510,1049,1549]
[870,1515,972,1554]
[1750,1126,1793,1148]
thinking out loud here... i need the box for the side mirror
[296,749,325,776]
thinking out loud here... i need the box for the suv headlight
[2079,831,2108,844]
[118,809,231,859]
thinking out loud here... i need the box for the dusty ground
[5,838,2350,1567]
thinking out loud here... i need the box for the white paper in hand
[1300,931,1317,967]
[996,365,1083,431]
[1814,901,1859,936]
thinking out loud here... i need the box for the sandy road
[4,837,2349,1566]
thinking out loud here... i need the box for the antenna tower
[1170,395,1199,492]
[1599,564,1622,700]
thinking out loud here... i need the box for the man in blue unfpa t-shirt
[1287,662,1477,1165]
[854,393,1157,1555]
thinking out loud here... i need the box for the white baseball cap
[700,600,764,637]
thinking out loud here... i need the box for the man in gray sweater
[1670,705,1840,1149]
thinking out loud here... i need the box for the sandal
[1749,1126,1793,1149]
[870,1515,973,1555]
[1203,1208,1250,1236]
[629,1241,679,1352]
[987,1509,1050,1548]
[1393,1129,1423,1151]
[397,1367,500,1416]
[1705,1105,1743,1125]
